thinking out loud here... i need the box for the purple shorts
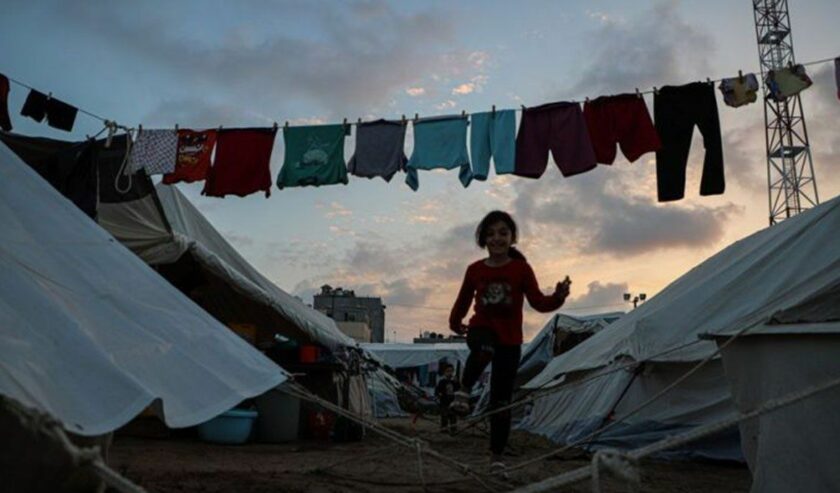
[514,102,597,178]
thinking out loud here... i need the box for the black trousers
[440,408,457,428]
[462,330,521,455]
[654,82,724,202]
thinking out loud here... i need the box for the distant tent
[362,343,470,370]
[0,140,287,436]
[519,195,840,462]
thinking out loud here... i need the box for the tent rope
[281,381,507,492]
[512,373,840,493]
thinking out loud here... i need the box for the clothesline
[3,55,837,131]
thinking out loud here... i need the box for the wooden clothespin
[174,123,179,132]
[343,117,348,126]
[401,114,406,125]
[357,117,362,124]
[492,104,496,115]
[585,96,590,103]
[137,124,143,137]
[653,87,659,95]
[635,88,641,98]
[706,77,712,86]
[520,104,526,111]
[284,121,289,129]
[272,122,279,131]
[738,70,744,82]
[461,110,466,118]
[414,113,419,122]
[105,120,116,148]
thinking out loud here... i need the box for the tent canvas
[0,140,287,436]
[96,182,356,351]
[519,195,840,461]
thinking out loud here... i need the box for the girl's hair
[475,210,527,261]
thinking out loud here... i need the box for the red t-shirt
[449,258,564,346]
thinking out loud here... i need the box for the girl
[449,210,571,472]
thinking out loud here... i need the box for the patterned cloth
[128,129,178,175]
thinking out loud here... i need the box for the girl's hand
[554,276,571,301]
[452,324,469,336]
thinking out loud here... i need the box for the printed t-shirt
[163,129,218,184]
[277,124,348,189]
[449,259,563,346]
[203,127,277,198]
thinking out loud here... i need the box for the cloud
[324,201,352,218]
[435,100,457,110]
[380,278,433,306]
[52,0,476,119]
[565,280,630,311]
[452,83,476,95]
[405,87,426,97]
[568,1,713,98]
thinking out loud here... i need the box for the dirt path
[110,418,750,492]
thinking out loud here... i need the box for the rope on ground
[511,373,840,493]
[305,443,399,474]
[415,439,427,491]
[281,381,507,493]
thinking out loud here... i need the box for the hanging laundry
[20,89,48,123]
[204,127,277,198]
[128,129,178,175]
[347,119,406,182]
[765,64,812,101]
[0,132,98,218]
[718,73,759,108]
[0,74,11,131]
[654,82,724,202]
[583,94,661,165]
[405,115,471,191]
[162,129,218,184]
[514,102,596,178]
[835,57,840,100]
[45,97,78,132]
[19,90,78,132]
[277,124,348,189]
[470,110,516,180]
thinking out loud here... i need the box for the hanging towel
[20,89,48,123]
[583,94,661,165]
[470,110,516,181]
[203,127,277,198]
[405,115,471,191]
[163,129,218,184]
[718,73,759,108]
[128,129,179,175]
[765,65,812,101]
[0,74,11,131]
[654,82,724,202]
[45,97,78,132]
[835,57,840,100]
[347,119,407,182]
[277,124,348,189]
[514,102,596,178]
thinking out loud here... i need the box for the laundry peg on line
[401,114,406,125]
[653,87,659,95]
[175,123,179,132]
[414,113,419,122]
[284,121,289,129]
[706,77,712,85]
[461,109,466,118]
[357,117,362,124]
[492,104,496,115]
[272,121,278,131]
[520,104,526,111]
[738,70,744,82]
[635,88,641,98]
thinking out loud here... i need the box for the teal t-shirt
[277,124,348,189]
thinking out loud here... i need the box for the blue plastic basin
[197,409,258,445]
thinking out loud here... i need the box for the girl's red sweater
[449,258,563,346]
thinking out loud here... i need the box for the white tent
[361,342,469,369]
[97,182,356,351]
[519,195,840,461]
[0,141,287,436]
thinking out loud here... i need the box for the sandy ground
[110,417,751,493]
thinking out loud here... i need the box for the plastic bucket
[197,409,258,445]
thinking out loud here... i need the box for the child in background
[434,363,460,434]
[449,210,571,473]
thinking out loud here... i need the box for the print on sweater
[482,282,512,306]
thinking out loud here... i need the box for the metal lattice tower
[753,0,819,225]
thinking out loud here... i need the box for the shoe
[489,459,508,479]
[449,391,471,416]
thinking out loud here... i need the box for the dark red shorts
[584,94,661,165]
[514,102,597,178]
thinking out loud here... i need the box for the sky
[3,0,839,342]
